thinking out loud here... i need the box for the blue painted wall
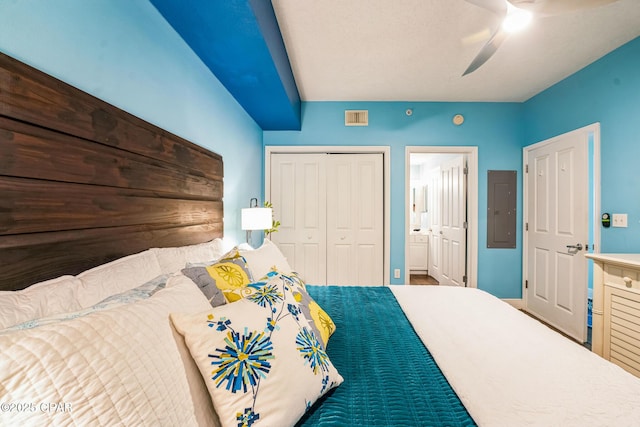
[1,0,635,298]
[264,102,525,297]
[0,0,263,245]
[524,36,640,253]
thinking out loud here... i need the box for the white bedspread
[0,278,213,427]
[391,286,640,427]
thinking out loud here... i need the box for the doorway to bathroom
[405,146,478,288]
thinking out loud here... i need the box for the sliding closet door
[326,154,384,286]
[270,154,327,285]
[270,152,384,286]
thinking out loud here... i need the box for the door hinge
[525,222,528,231]
[463,167,468,175]
[525,164,529,173]
[463,275,467,284]
[525,280,528,289]
[463,221,468,229]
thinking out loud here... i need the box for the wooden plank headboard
[0,52,224,291]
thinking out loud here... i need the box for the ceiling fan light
[502,8,532,33]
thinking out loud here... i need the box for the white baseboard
[502,298,524,310]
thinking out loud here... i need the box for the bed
[298,282,640,427]
[2,52,640,427]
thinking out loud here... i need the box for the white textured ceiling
[272,0,640,102]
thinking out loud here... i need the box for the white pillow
[239,239,293,278]
[153,238,228,275]
[76,249,163,307]
[171,273,343,427]
[0,240,228,331]
[0,275,84,330]
[2,274,170,334]
[0,276,216,427]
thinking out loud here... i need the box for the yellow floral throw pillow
[182,250,253,305]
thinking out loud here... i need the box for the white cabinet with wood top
[586,253,640,377]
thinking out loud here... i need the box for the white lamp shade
[241,207,272,230]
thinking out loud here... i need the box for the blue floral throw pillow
[170,274,343,427]
[262,270,336,348]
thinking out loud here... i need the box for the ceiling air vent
[345,110,368,126]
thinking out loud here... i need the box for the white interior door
[428,167,442,283]
[525,130,589,342]
[270,153,327,285]
[326,154,384,286]
[439,156,467,286]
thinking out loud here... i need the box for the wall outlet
[612,213,628,227]
[394,268,401,279]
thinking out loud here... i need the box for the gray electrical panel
[487,170,517,248]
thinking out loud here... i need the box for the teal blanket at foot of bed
[297,286,476,427]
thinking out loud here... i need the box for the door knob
[566,243,583,251]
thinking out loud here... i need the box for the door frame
[404,146,479,288]
[265,145,391,286]
[522,123,602,324]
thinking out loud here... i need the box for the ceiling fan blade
[465,0,507,15]
[507,0,619,15]
[462,28,509,76]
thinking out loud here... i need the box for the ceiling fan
[462,0,620,76]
